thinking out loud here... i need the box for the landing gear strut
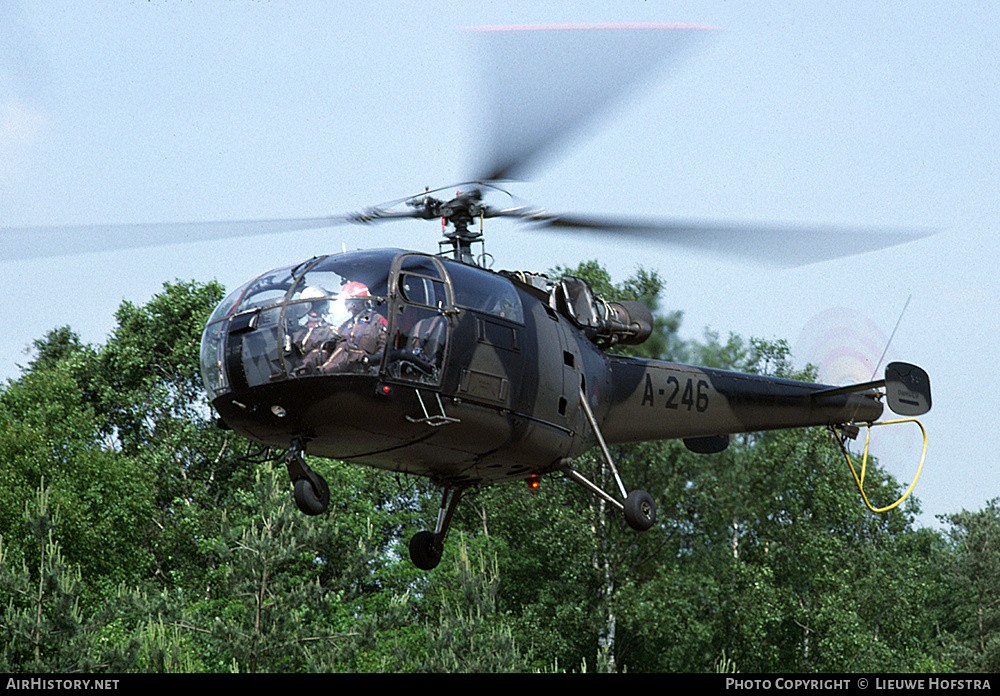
[285,439,330,516]
[567,387,658,531]
[409,485,465,570]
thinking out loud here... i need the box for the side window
[399,273,448,309]
[446,262,523,323]
[385,307,449,384]
[385,255,452,386]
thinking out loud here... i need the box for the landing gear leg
[563,464,657,531]
[569,386,658,532]
[409,486,465,570]
[284,439,330,516]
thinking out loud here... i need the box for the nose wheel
[409,485,465,570]
[408,530,443,570]
[284,440,330,516]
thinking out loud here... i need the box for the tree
[88,280,255,594]
[937,499,1000,672]
[402,536,529,672]
[0,483,141,671]
[0,269,958,673]
[0,330,155,591]
[174,463,389,673]
[455,478,605,671]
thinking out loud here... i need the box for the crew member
[286,286,338,375]
[319,281,388,374]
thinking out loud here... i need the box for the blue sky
[2,1,997,528]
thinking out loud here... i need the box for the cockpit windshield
[200,249,398,399]
[200,248,526,401]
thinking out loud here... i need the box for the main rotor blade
[505,209,934,267]
[467,23,717,182]
[0,216,354,262]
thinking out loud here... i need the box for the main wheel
[624,489,656,531]
[409,530,443,570]
[293,475,329,516]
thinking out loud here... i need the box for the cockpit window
[296,250,393,299]
[200,250,400,398]
[445,261,523,323]
[399,273,448,308]
[282,254,392,378]
[206,265,298,325]
[282,284,389,378]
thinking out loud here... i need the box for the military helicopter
[196,174,931,570]
[4,25,933,570]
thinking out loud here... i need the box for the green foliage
[0,484,148,672]
[400,537,528,672]
[169,463,389,673]
[936,499,1000,671]
[0,267,983,673]
[459,479,604,670]
[0,332,155,590]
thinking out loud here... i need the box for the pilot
[287,286,338,375]
[318,281,388,374]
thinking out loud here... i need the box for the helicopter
[197,177,931,570]
[3,24,933,570]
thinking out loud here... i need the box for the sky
[2,1,997,529]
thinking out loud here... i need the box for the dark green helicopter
[199,178,931,570]
[3,25,933,570]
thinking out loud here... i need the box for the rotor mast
[400,185,489,265]
[437,187,486,265]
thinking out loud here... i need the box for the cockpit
[200,248,524,402]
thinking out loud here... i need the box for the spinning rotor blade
[3,24,934,270]
[464,24,934,267]
[468,23,716,182]
[1,181,489,262]
[1,216,354,262]
[496,207,934,267]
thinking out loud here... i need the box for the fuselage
[201,248,883,486]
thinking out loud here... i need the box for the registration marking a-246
[641,373,710,412]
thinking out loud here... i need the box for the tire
[408,530,443,570]
[624,489,656,531]
[293,476,328,516]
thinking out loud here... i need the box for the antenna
[870,295,912,380]
[844,294,914,425]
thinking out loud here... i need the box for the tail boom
[599,357,886,446]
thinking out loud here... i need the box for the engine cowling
[602,300,654,346]
[551,275,654,348]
